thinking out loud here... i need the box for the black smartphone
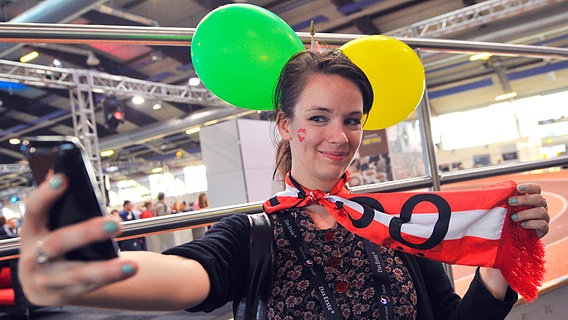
[21,136,119,261]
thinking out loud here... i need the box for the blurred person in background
[153,192,169,216]
[193,193,209,211]
[118,200,146,251]
[139,201,154,219]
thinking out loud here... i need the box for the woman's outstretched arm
[19,173,210,311]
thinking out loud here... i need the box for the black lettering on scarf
[337,196,385,228]
[389,194,451,250]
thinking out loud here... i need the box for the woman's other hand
[508,182,550,239]
[479,182,549,300]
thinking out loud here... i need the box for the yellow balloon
[340,35,425,130]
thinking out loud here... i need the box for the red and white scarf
[263,171,545,302]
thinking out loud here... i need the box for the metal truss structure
[386,0,565,38]
[0,59,227,106]
[0,59,228,201]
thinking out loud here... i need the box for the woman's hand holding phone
[18,136,138,306]
[18,173,139,306]
[22,136,120,261]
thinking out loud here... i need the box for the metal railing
[1,155,567,259]
[1,23,568,59]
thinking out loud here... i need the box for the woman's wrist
[478,267,509,300]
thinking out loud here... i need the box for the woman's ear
[276,111,292,141]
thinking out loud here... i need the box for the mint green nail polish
[48,176,62,190]
[509,198,518,205]
[519,185,526,191]
[511,214,518,221]
[103,221,119,233]
[121,264,135,275]
[521,221,527,228]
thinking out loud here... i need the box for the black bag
[235,213,274,320]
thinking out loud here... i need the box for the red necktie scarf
[263,171,545,302]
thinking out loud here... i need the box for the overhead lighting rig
[103,96,125,132]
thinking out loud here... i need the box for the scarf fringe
[496,206,546,303]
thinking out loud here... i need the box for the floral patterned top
[267,208,418,319]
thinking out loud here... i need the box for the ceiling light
[104,96,125,132]
[86,51,100,66]
[20,50,39,63]
[495,92,518,101]
[152,102,162,110]
[131,96,145,104]
[51,59,62,67]
[8,138,20,145]
[188,77,201,86]
[469,52,492,61]
[151,167,163,173]
[27,80,47,87]
[204,120,218,126]
[185,127,201,135]
[106,110,124,132]
[100,149,115,157]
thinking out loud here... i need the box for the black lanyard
[363,239,394,320]
[280,211,393,319]
[281,211,342,319]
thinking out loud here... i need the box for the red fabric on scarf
[263,171,545,302]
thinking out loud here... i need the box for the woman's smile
[320,150,349,162]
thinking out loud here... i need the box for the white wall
[237,119,281,202]
[200,118,280,208]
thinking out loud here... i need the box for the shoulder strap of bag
[235,212,274,320]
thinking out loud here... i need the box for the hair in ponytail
[273,139,291,183]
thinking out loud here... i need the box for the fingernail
[521,221,527,228]
[509,198,518,205]
[519,185,526,191]
[48,175,63,190]
[511,214,518,221]
[103,221,119,233]
[121,264,135,275]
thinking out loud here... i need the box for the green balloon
[191,4,305,110]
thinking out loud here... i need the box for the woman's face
[277,73,364,191]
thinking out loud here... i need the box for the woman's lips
[321,151,348,162]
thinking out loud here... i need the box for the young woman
[18,50,549,319]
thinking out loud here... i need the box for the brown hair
[197,192,209,209]
[272,49,374,181]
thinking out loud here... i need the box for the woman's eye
[309,116,326,122]
[345,118,362,126]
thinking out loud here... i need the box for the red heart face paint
[297,128,306,142]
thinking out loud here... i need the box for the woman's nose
[328,125,348,144]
